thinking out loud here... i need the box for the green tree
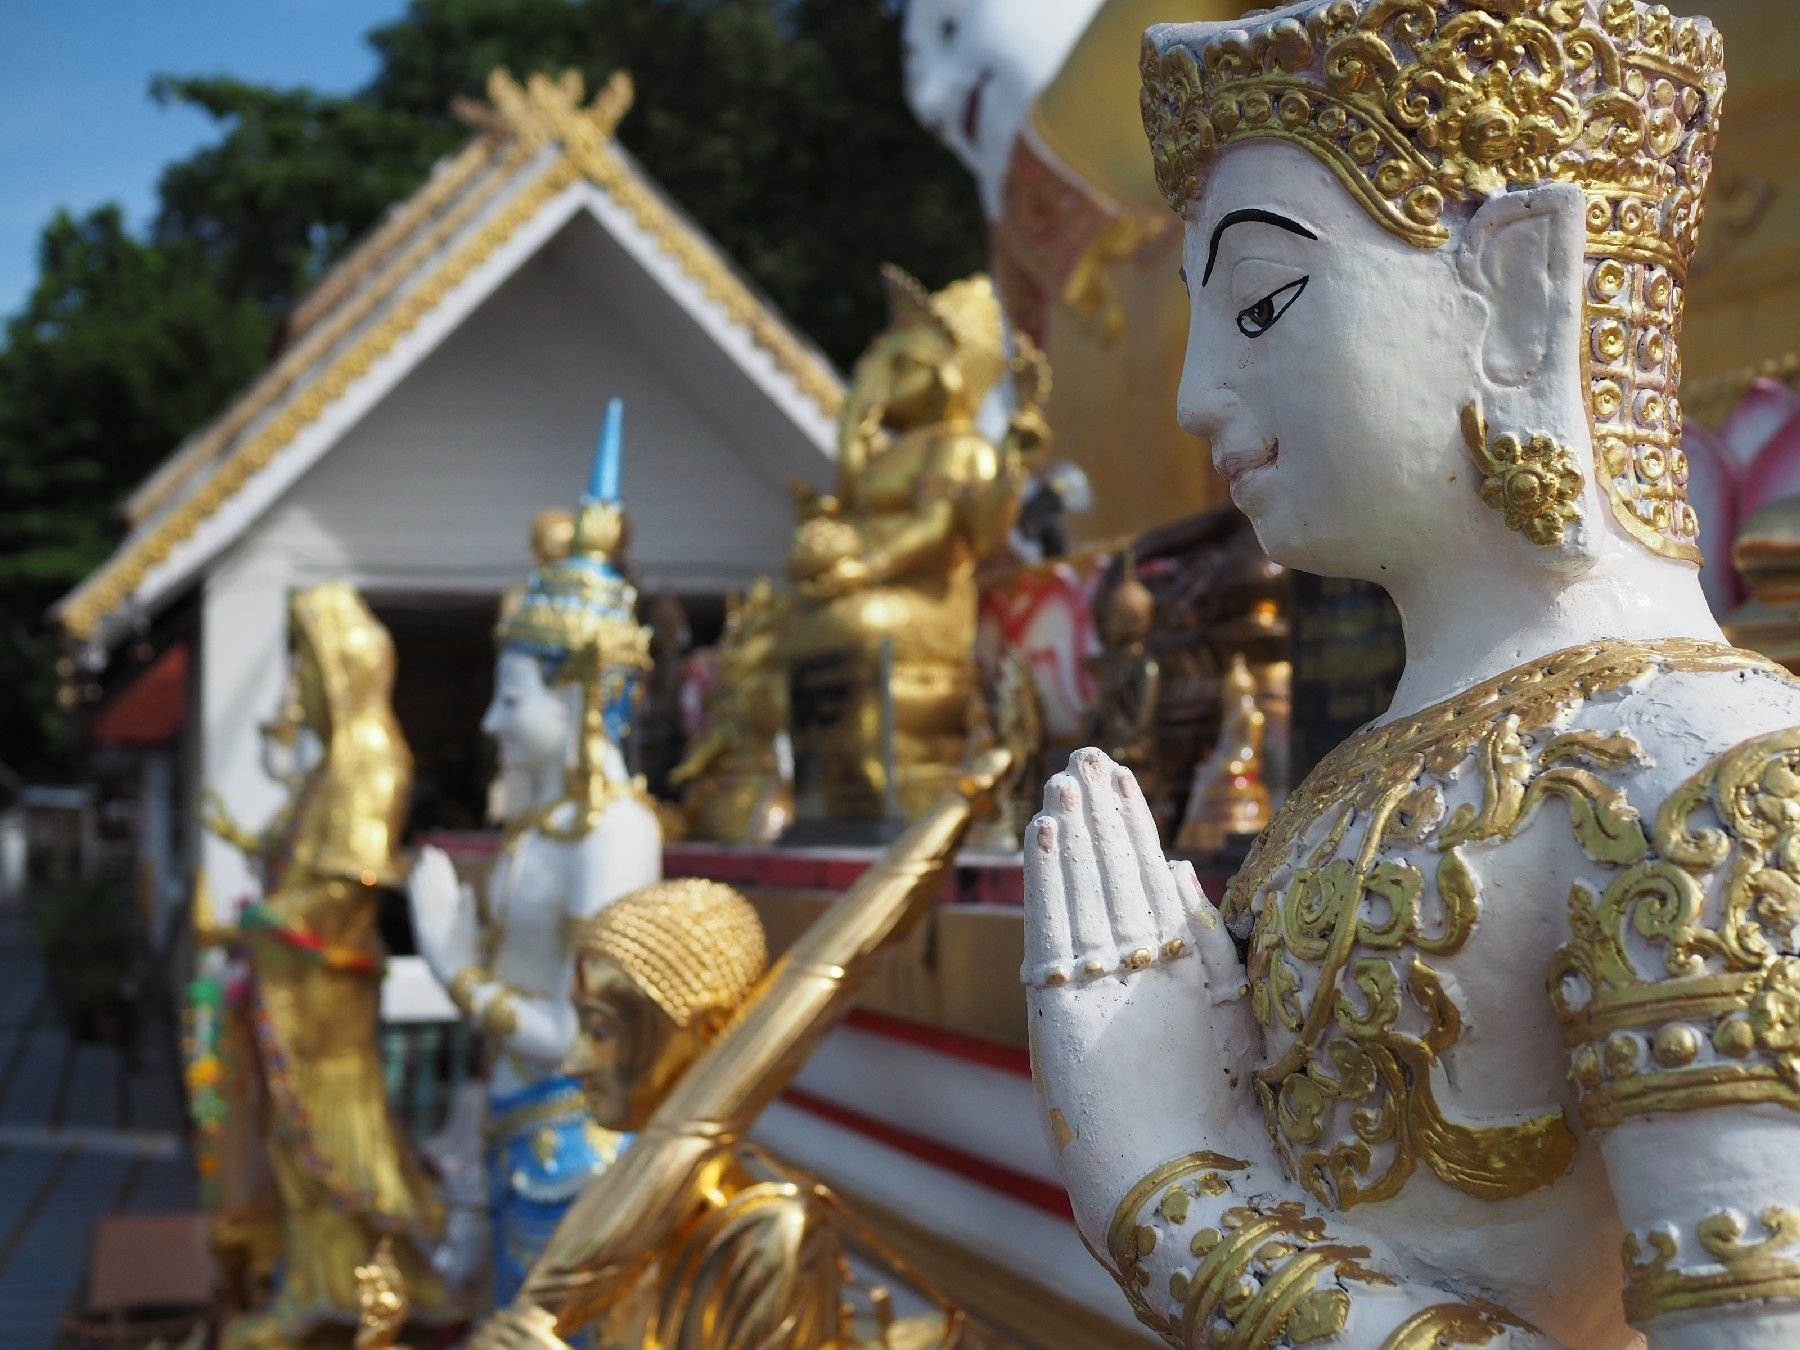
[0,207,268,763]
[0,0,985,775]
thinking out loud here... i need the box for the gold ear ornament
[1460,402,1584,547]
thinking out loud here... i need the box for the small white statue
[408,399,660,1305]
[1027,4,1800,1347]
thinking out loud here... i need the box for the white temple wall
[250,217,805,602]
[196,538,292,914]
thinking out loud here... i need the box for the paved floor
[0,916,197,1348]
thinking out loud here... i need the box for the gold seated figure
[780,266,1041,819]
[670,581,793,844]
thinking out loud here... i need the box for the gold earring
[1460,403,1584,547]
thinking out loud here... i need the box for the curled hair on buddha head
[1140,0,1726,565]
[578,879,769,1033]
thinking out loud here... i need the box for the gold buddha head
[853,264,1009,431]
[568,879,768,1129]
[1139,0,1723,580]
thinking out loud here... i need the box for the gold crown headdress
[880,263,1009,408]
[578,879,768,1029]
[496,401,652,686]
[498,402,654,836]
[1140,0,1726,562]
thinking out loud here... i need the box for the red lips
[1220,440,1279,489]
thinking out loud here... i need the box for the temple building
[52,71,841,922]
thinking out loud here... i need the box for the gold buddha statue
[1173,651,1271,856]
[1085,558,1163,808]
[466,751,1009,1347]
[780,266,1039,818]
[205,583,448,1345]
[669,579,794,843]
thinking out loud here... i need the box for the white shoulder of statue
[564,788,662,920]
[1540,652,1800,1345]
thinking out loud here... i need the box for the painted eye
[941,16,958,41]
[1236,277,1308,339]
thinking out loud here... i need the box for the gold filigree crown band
[1140,0,1726,562]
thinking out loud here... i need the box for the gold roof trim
[493,69,844,418]
[64,68,844,642]
[126,135,518,529]
[283,134,497,351]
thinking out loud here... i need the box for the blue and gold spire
[499,398,652,748]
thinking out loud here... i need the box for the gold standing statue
[464,750,1010,1347]
[669,579,794,843]
[781,265,1041,818]
[206,584,447,1345]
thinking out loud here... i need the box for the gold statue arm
[201,787,268,859]
[668,723,731,788]
[857,494,959,586]
[503,749,1012,1334]
[1104,1153,1548,1348]
[1549,727,1800,1346]
[833,359,889,491]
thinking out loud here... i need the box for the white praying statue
[1025,2,1800,1347]
[407,399,660,1306]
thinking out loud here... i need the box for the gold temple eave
[61,68,844,644]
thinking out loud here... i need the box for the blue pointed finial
[588,397,623,504]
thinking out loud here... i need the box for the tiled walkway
[0,916,197,1347]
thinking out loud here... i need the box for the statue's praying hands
[1024,749,1552,1347]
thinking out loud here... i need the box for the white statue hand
[407,846,481,983]
[1024,748,1267,1244]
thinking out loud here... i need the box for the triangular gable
[58,70,843,645]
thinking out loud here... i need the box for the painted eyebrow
[1202,208,1318,286]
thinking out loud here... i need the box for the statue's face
[482,649,571,774]
[901,0,1102,215]
[882,330,960,426]
[567,954,705,1131]
[1175,142,1497,580]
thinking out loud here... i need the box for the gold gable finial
[1140,0,1727,564]
[482,67,636,152]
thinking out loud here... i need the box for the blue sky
[0,0,410,320]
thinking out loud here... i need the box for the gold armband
[1551,727,1800,1130]
[479,986,520,1040]
[1105,1153,1539,1349]
[1623,1206,1800,1325]
[1106,1153,1388,1346]
[448,964,487,1016]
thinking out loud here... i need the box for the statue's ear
[1455,183,1587,391]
